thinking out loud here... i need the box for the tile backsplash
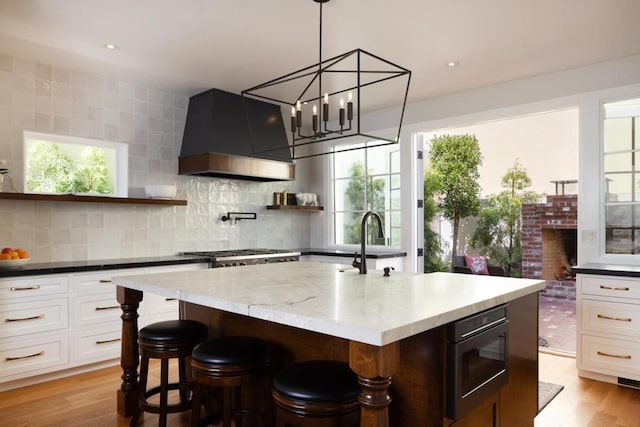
[0,54,310,262]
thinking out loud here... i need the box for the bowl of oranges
[0,247,30,268]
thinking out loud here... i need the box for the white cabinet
[0,261,208,391]
[577,274,640,385]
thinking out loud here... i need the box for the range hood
[179,88,295,181]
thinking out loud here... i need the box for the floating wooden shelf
[0,192,187,206]
[266,205,324,211]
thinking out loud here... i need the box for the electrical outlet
[582,230,596,244]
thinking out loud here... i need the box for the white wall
[0,53,313,262]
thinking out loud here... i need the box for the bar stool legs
[131,320,208,427]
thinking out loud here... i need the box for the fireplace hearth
[522,194,577,300]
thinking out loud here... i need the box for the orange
[18,251,29,259]
[0,253,10,260]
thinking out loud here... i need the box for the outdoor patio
[539,295,576,354]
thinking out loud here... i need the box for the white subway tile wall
[0,54,310,262]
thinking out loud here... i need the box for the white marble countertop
[112,261,545,346]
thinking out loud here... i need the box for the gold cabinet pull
[600,285,630,291]
[10,285,41,291]
[597,314,632,322]
[95,305,120,311]
[96,338,121,345]
[99,279,112,283]
[597,351,632,360]
[5,314,45,322]
[6,350,45,361]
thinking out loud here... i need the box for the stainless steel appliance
[447,304,509,420]
[181,249,300,268]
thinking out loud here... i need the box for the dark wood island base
[116,285,538,427]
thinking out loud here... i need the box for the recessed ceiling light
[446,61,459,68]
[104,43,118,50]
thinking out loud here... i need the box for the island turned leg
[116,286,143,417]
[349,341,399,427]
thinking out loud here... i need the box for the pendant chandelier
[242,0,411,160]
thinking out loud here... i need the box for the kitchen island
[113,261,545,426]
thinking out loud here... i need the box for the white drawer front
[143,293,179,317]
[0,275,69,300]
[0,298,68,338]
[580,275,640,299]
[73,293,121,327]
[72,324,121,363]
[581,334,640,377]
[581,299,640,338]
[71,269,145,294]
[0,333,69,379]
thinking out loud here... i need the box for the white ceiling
[2,0,640,110]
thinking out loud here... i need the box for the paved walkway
[538,295,576,354]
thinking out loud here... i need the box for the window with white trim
[23,131,128,196]
[331,141,401,246]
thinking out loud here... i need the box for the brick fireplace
[522,195,578,299]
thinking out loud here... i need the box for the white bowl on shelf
[0,258,30,269]
[144,185,177,199]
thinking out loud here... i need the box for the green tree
[26,141,75,193]
[423,171,447,273]
[344,161,385,245]
[470,159,540,277]
[428,134,482,267]
[72,147,112,194]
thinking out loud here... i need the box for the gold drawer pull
[95,305,120,311]
[165,298,177,301]
[6,351,45,361]
[96,338,121,345]
[597,351,632,360]
[597,314,632,322]
[600,285,630,291]
[5,314,45,322]
[10,285,41,291]
[99,279,112,283]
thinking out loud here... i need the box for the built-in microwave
[447,304,509,420]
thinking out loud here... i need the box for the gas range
[181,249,300,268]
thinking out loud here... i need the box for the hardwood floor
[536,352,640,427]
[1,354,639,426]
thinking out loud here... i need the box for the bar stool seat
[132,319,209,427]
[272,360,361,427]
[191,336,272,427]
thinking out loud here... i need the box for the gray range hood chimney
[179,88,295,181]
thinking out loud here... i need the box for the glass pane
[390,188,401,210]
[368,175,388,211]
[335,211,363,245]
[391,173,400,190]
[606,204,632,227]
[603,117,632,152]
[367,146,390,175]
[606,228,632,254]
[390,150,400,173]
[336,177,366,211]
[25,139,117,195]
[333,143,365,178]
[390,210,401,227]
[604,152,631,172]
[605,173,634,202]
[391,227,401,247]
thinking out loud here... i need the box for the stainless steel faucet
[352,210,384,274]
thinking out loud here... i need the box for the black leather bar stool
[131,319,209,427]
[191,336,272,427]
[272,360,361,427]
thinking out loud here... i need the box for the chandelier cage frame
[241,0,411,160]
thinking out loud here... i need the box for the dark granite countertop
[0,255,210,278]
[297,248,407,259]
[572,263,640,278]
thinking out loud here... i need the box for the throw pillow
[464,255,489,275]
